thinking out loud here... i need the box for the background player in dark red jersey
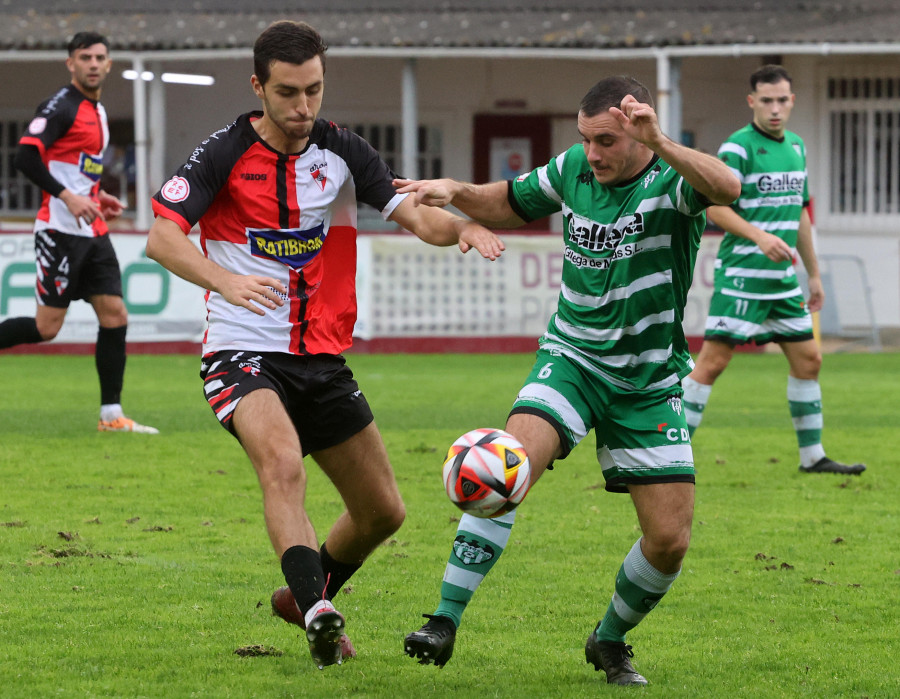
[0,31,157,434]
[146,21,503,669]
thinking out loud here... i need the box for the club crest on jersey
[79,153,103,182]
[248,223,326,270]
[667,396,683,416]
[161,176,190,203]
[642,164,661,189]
[309,161,327,191]
[27,116,48,135]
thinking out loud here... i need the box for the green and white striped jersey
[509,145,709,392]
[714,123,809,300]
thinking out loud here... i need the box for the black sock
[281,545,327,616]
[96,325,127,405]
[0,317,43,349]
[320,542,362,599]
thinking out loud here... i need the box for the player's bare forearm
[708,205,793,262]
[146,217,285,315]
[654,139,741,205]
[390,197,505,259]
[707,205,764,241]
[393,178,524,228]
[795,208,820,278]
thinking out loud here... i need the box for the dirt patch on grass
[234,645,283,657]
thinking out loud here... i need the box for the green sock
[594,538,681,643]
[433,510,516,627]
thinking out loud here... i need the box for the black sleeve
[14,144,65,197]
[318,122,399,212]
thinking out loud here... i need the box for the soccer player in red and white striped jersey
[147,20,503,669]
[0,31,156,434]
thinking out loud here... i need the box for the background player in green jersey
[682,65,865,476]
[394,76,740,686]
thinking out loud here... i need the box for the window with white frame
[346,123,443,230]
[826,77,900,216]
[0,119,42,215]
[348,123,443,180]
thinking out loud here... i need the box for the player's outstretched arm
[389,195,505,260]
[146,216,286,316]
[611,95,741,205]
[393,178,525,229]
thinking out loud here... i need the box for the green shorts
[704,290,813,346]
[510,349,695,493]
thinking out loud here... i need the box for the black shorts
[35,229,123,308]
[199,351,374,455]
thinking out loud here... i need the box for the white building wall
[1,52,898,329]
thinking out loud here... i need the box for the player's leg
[0,315,48,348]
[683,338,734,435]
[312,420,406,596]
[683,287,753,436]
[586,386,694,686]
[0,230,71,348]
[405,350,581,667]
[234,387,347,667]
[201,352,345,667]
[404,412,560,667]
[85,236,155,432]
[89,293,156,432]
[781,338,865,474]
[587,482,694,686]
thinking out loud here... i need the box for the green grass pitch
[0,351,898,698]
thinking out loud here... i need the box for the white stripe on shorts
[516,382,589,443]
[599,444,694,473]
[204,379,225,394]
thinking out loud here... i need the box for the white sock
[100,404,124,422]
[682,377,712,433]
[303,599,336,628]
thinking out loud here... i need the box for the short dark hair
[750,64,792,91]
[579,76,654,117]
[67,31,109,55]
[254,21,328,86]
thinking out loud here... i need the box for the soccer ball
[442,428,531,518]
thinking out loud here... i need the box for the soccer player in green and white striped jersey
[394,76,741,686]
[682,65,865,476]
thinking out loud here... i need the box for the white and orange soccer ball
[442,428,531,518]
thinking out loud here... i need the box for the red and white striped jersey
[151,112,406,357]
[19,84,110,237]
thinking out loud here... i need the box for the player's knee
[257,452,306,494]
[100,308,128,327]
[644,530,690,569]
[806,352,822,376]
[367,500,406,541]
[35,320,61,341]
